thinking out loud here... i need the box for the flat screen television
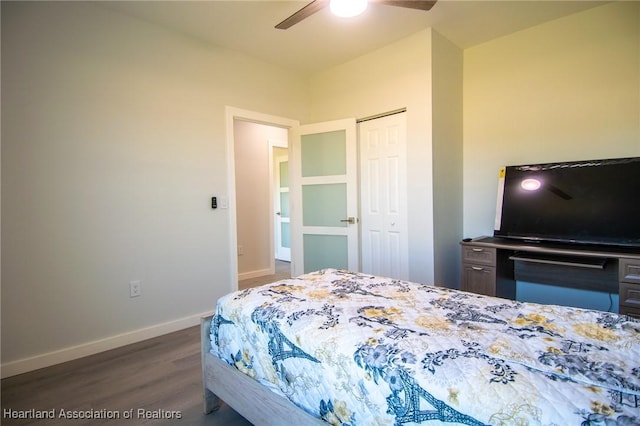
[493,156,640,249]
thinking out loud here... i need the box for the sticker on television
[494,167,505,231]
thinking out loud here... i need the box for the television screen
[494,156,640,248]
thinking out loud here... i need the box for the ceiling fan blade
[374,0,437,11]
[275,0,330,29]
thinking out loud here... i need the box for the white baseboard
[238,267,274,281]
[0,311,213,379]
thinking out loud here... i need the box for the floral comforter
[210,269,640,425]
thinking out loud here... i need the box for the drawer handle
[625,289,640,305]
[627,266,640,278]
[471,266,485,271]
[471,248,485,252]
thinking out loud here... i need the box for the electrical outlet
[237,245,244,256]
[130,280,141,298]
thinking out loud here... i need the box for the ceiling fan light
[330,0,368,18]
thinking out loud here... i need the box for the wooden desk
[460,236,640,318]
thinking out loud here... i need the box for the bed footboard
[200,315,326,425]
[200,315,221,414]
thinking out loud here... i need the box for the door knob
[340,217,357,225]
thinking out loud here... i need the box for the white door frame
[225,106,299,292]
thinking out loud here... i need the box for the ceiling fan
[275,0,437,30]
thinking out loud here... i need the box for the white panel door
[274,154,291,262]
[290,118,359,277]
[359,113,409,280]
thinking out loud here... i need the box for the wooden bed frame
[200,315,326,425]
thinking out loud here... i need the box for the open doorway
[234,120,287,281]
[225,107,299,291]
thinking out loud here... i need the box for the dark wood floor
[1,265,293,425]
[1,325,252,426]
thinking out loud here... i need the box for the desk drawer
[461,264,496,296]
[620,258,640,284]
[461,246,496,266]
[619,282,640,309]
[619,305,640,320]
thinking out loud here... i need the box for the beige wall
[1,1,308,373]
[463,1,640,238]
[431,31,464,288]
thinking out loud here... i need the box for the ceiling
[99,0,609,75]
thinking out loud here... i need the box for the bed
[201,268,640,425]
